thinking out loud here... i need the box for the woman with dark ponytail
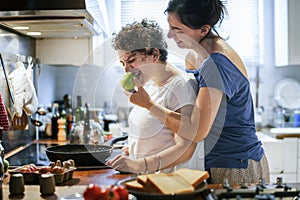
[128,0,270,184]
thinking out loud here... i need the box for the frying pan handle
[109,134,128,146]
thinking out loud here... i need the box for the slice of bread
[147,173,194,194]
[125,180,145,192]
[125,168,209,195]
[174,168,209,187]
[137,173,163,193]
[136,174,149,185]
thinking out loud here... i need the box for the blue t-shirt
[188,53,264,169]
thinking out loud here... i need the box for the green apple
[4,159,9,173]
[121,72,135,91]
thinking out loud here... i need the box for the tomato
[111,185,129,200]
[109,188,120,200]
[83,184,109,200]
[83,184,128,200]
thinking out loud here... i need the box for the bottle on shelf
[59,104,67,121]
[64,94,74,136]
[51,103,60,139]
[74,96,84,123]
[83,103,91,144]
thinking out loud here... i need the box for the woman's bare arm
[106,104,199,173]
[129,86,223,143]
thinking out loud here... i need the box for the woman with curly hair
[106,19,204,173]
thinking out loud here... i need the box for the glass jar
[70,120,104,145]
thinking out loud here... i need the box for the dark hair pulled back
[165,0,227,38]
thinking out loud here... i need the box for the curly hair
[112,19,168,62]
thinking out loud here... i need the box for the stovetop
[209,181,300,200]
[4,142,121,169]
[5,143,58,167]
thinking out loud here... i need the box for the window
[218,0,262,67]
[120,0,262,68]
[121,0,169,28]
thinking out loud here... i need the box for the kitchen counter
[2,169,133,199]
[3,137,300,200]
[1,141,208,199]
[258,127,300,139]
[4,136,300,199]
[3,139,134,199]
[2,169,210,199]
[3,169,300,200]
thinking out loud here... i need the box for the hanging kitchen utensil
[9,59,38,116]
[26,56,33,80]
[0,53,28,130]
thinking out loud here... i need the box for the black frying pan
[45,144,112,167]
[45,134,128,167]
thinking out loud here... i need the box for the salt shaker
[40,173,56,196]
[9,173,25,196]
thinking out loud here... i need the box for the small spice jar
[40,173,56,196]
[9,173,25,196]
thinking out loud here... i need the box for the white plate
[118,177,207,200]
[274,78,300,109]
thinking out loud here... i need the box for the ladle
[30,108,47,127]
[36,107,47,116]
[30,118,43,127]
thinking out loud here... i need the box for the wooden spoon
[12,110,28,130]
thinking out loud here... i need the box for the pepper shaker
[9,173,25,196]
[40,173,56,196]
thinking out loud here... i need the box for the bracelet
[143,157,148,174]
[156,155,162,172]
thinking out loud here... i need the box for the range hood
[0,0,109,39]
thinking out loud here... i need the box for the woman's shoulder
[211,48,248,78]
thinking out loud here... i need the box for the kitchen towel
[0,93,10,131]
[8,61,38,116]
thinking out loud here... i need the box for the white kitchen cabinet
[283,173,297,183]
[262,140,283,174]
[261,134,300,183]
[297,139,300,182]
[36,38,92,66]
[283,138,297,173]
[274,0,300,66]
